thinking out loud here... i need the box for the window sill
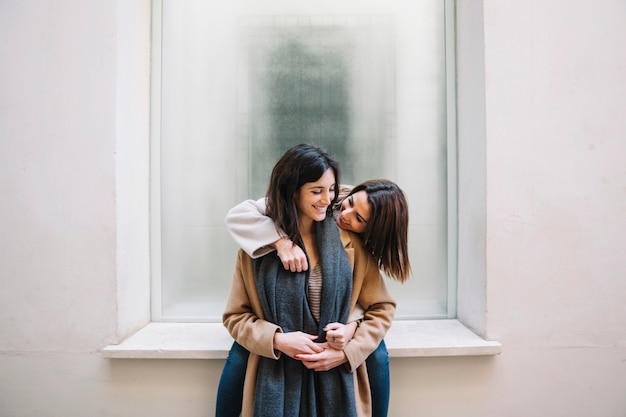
[102,319,501,359]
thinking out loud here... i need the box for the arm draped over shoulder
[224,198,280,258]
[224,185,355,259]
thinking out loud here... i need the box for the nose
[320,191,331,205]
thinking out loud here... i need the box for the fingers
[293,245,308,271]
[325,330,341,342]
[280,258,291,272]
[324,323,349,349]
[283,258,307,272]
[277,332,325,358]
[304,334,324,353]
[297,349,348,371]
[323,322,342,331]
[324,322,343,340]
[277,245,308,272]
[326,334,344,348]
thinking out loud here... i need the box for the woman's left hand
[323,321,358,350]
[296,346,347,371]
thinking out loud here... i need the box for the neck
[299,217,315,237]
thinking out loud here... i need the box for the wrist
[349,320,358,332]
[351,318,363,328]
[340,349,348,365]
[347,320,359,339]
[272,236,291,250]
[273,330,284,352]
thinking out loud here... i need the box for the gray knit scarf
[253,217,356,417]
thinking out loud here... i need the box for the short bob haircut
[265,144,340,245]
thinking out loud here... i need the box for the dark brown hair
[347,180,412,282]
[265,144,340,244]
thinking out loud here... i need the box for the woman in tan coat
[219,180,411,417]
[222,144,396,417]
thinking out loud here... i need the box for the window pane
[156,0,450,321]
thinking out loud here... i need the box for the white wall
[1,1,625,416]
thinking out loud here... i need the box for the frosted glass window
[152,0,455,321]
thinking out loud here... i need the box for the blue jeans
[366,339,390,417]
[215,341,249,417]
[215,340,390,417]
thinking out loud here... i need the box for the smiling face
[295,168,337,226]
[336,190,371,234]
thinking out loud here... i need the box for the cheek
[352,223,367,233]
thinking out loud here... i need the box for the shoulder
[340,229,378,282]
[339,228,368,256]
[339,227,355,248]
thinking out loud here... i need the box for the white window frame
[151,0,456,323]
[104,0,500,359]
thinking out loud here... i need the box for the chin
[315,213,327,222]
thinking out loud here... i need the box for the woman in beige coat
[219,180,411,417]
[222,144,395,417]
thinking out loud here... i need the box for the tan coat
[223,227,396,417]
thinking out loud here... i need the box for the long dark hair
[265,144,340,245]
[347,179,412,282]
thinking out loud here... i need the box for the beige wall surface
[1,1,625,416]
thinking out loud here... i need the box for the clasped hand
[273,324,354,372]
[272,238,359,371]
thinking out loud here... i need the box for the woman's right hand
[273,237,308,272]
[273,331,323,359]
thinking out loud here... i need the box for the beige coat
[223,227,396,417]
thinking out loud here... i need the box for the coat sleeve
[222,250,283,360]
[224,198,282,258]
[342,237,396,372]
